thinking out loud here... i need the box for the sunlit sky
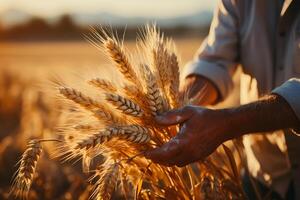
[0,0,217,17]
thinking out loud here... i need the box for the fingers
[145,137,182,164]
[155,106,194,126]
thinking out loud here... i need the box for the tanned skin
[145,75,300,167]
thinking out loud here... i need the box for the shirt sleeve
[272,78,300,121]
[182,0,240,100]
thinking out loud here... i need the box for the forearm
[226,94,300,138]
[183,75,220,105]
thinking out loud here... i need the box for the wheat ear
[75,127,120,150]
[152,43,170,90]
[75,125,150,150]
[121,125,151,144]
[166,53,180,108]
[142,65,164,116]
[105,93,144,117]
[59,87,120,124]
[104,39,139,85]
[94,163,119,200]
[11,140,42,198]
[89,78,117,93]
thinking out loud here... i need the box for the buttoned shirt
[183,0,300,198]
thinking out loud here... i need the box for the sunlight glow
[0,0,217,17]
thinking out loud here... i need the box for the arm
[145,79,300,167]
[182,0,240,104]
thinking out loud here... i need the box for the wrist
[220,107,250,140]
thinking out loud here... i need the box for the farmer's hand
[180,75,219,106]
[145,95,300,167]
[145,106,234,167]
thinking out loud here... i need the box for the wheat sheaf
[12,25,245,200]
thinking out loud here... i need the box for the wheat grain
[105,93,143,117]
[89,78,117,93]
[11,140,42,198]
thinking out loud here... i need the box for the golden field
[0,37,241,200]
[0,38,203,200]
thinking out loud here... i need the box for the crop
[11,25,245,200]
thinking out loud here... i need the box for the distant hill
[0,9,32,27]
[0,9,212,28]
[0,9,212,41]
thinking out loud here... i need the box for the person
[145,0,300,199]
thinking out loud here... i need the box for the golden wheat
[105,93,144,117]
[104,39,139,85]
[75,127,120,150]
[94,163,119,200]
[12,25,245,200]
[166,53,180,108]
[120,125,151,144]
[59,87,121,124]
[11,140,42,198]
[142,64,164,116]
[89,78,117,93]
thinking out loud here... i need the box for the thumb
[155,106,194,126]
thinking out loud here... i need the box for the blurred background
[0,0,217,73]
[0,1,240,199]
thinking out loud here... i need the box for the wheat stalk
[104,39,139,85]
[121,125,151,144]
[89,78,117,93]
[94,162,119,200]
[13,25,245,200]
[11,140,42,198]
[166,53,180,108]
[75,127,120,150]
[105,93,144,117]
[75,125,150,150]
[59,87,101,109]
[141,65,164,116]
[59,87,121,124]
[152,43,170,90]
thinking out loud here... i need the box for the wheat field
[0,28,242,200]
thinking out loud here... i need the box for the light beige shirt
[183,0,300,197]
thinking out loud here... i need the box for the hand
[145,106,233,167]
[180,75,219,106]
